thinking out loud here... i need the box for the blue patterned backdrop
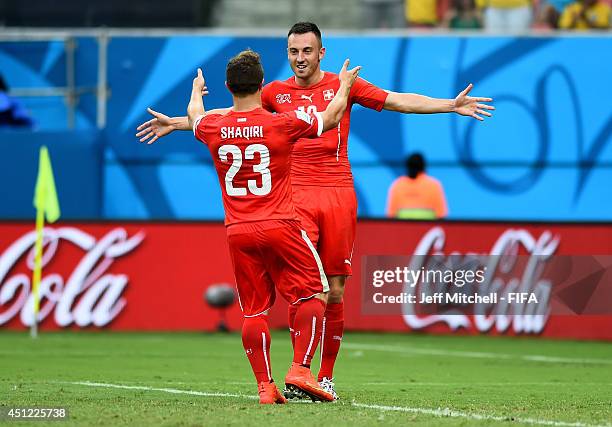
[1,35,611,220]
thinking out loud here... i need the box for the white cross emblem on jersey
[323,89,334,101]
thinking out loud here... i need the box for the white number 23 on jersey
[218,144,272,196]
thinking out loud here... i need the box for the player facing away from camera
[136,22,494,400]
[186,50,361,404]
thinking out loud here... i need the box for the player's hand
[193,68,206,91]
[453,84,494,121]
[136,108,175,144]
[338,59,362,89]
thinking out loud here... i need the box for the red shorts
[226,219,328,317]
[292,186,357,276]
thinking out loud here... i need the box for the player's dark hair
[226,49,264,96]
[288,22,322,47]
[406,153,426,179]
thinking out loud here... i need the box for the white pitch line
[67,381,258,400]
[65,381,611,427]
[351,402,610,427]
[343,343,612,365]
[361,382,612,387]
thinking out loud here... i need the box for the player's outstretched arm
[136,106,232,144]
[383,83,494,121]
[136,80,209,144]
[136,74,231,144]
[320,59,361,132]
[187,68,207,129]
[136,109,190,144]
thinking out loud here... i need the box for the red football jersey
[262,72,388,187]
[193,107,323,226]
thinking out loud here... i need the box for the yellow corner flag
[31,146,60,338]
[34,146,60,223]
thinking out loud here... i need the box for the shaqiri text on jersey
[193,107,323,227]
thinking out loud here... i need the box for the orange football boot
[258,381,287,404]
[284,363,334,402]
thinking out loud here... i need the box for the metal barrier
[0,31,108,129]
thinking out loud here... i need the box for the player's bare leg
[325,275,345,304]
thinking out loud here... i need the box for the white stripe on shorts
[301,229,329,292]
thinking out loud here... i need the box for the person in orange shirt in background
[386,153,448,219]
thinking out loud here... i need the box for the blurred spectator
[539,0,574,27]
[558,0,611,29]
[405,0,449,27]
[477,0,533,32]
[0,74,34,129]
[444,0,483,28]
[362,0,406,28]
[386,153,448,220]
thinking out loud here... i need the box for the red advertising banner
[1,221,611,340]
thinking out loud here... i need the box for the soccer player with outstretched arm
[185,49,361,403]
[137,22,494,400]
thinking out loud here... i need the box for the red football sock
[288,304,298,349]
[241,315,272,384]
[292,298,325,367]
[318,301,344,381]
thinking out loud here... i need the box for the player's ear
[319,46,326,61]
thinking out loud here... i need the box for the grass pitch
[1,331,611,426]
